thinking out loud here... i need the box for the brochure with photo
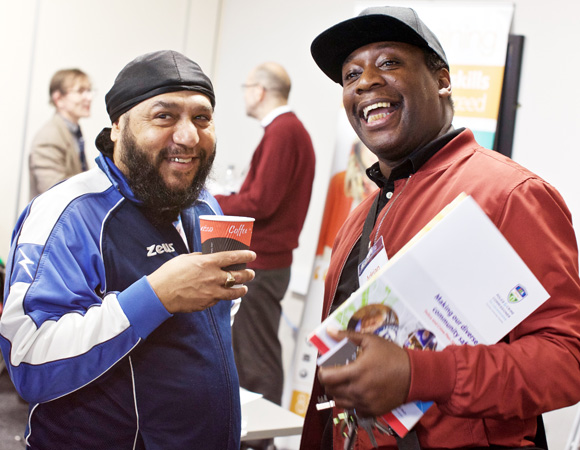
[308,193,549,437]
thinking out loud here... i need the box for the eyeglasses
[66,88,94,96]
[240,83,260,90]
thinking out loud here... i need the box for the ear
[256,85,267,103]
[110,119,122,143]
[438,68,452,98]
[52,91,64,107]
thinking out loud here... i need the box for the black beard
[120,126,215,226]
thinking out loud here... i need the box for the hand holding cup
[148,250,256,313]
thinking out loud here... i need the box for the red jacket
[301,129,580,449]
[215,112,315,270]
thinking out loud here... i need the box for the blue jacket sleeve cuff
[117,276,173,339]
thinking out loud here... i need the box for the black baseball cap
[311,6,448,85]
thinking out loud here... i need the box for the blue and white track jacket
[0,155,241,449]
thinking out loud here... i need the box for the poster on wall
[283,0,515,424]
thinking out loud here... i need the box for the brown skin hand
[148,250,256,314]
[318,329,410,416]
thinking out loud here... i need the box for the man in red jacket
[215,62,316,450]
[300,6,580,450]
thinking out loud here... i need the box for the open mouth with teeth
[169,157,194,164]
[362,102,397,123]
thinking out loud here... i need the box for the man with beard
[0,50,255,449]
[300,6,580,450]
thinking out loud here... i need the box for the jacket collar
[96,153,142,204]
[367,127,466,189]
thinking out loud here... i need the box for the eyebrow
[343,42,401,67]
[149,99,213,113]
[150,100,180,110]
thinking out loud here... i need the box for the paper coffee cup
[199,215,255,270]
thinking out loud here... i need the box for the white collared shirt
[260,105,291,128]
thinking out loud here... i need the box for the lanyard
[358,176,411,267]
[358,194,381,266]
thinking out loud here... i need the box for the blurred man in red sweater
[215,62,315,450]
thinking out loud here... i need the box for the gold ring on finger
[224,271,236,289]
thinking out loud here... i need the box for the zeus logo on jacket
[147,243,176,257]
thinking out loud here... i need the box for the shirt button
[386,192,393,199]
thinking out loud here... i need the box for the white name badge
[358,235,389,285]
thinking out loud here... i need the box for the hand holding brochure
[308,194,549,437]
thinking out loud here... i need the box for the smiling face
[53,75,92,124]
[341,41,452,177]
[110,91,216,219]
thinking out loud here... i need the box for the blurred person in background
[29,68,92,199]
[215,61,316,450]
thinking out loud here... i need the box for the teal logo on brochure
[508,284,527,303]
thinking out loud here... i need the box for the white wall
[1,0,579,445]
